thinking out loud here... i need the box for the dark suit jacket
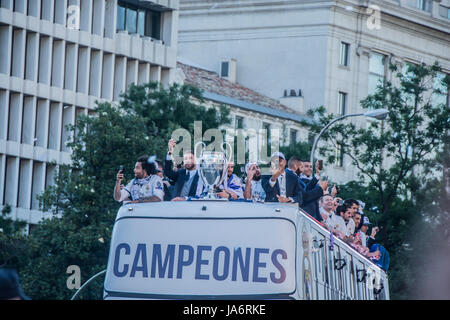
[164,158,200,199]
[261,169,303,205]
[299,176,324,221]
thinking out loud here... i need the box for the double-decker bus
[101,201,388,300]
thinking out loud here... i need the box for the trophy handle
[221,142,233,164]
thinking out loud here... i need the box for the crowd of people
[113,139,389,270]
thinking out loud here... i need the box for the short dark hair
[137,155,157,176]
[344,198,359,207]
[320,194,333,202]
[336,204,351,216]
[288,156,302,169]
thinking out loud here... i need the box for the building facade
[0,0,179,225]
[177,0,450,182]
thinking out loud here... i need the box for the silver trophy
[195,141,232,200]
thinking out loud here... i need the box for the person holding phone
[114,155,164,203]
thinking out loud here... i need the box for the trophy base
[190,197,229,201]
[190,190,229,201]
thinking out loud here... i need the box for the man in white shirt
[243,162,266,202]
[331,204,354,240]
[114,155,164,203]
[319,194,335,221]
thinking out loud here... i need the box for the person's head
[336,204,352,222]
[320,195,334,212]
[288,156,302,175]
[227,162,234,177]
[332,197,343,211]
[353,232,362,245]
[302,161,312,177]
[0,269,30,300]
[183,151,196,171]
[361,216,372,234]
[245,162,261,181]
[353,211,362,229]
[135,155,157,179]
[155,160,164,179]
[270,152,286,172]
[344,199,359,217]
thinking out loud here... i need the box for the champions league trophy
[195,141,232,200]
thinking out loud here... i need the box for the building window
[125,6,137,34]
[339,42,350,67]
[117,1,161,39]
[263,122,271,148]
[137,10,146,36]
[117,4,126,31]
[368,52,386,95]
[433,72,449,107]
[235,116,244,130]
[290,129,297,144]
[402,62,418,103]
[338,92,347,115]
[221,61,229,77]
[417,0,431,11]
[335,143,344,167]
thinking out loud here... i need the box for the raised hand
[168,138,177,153]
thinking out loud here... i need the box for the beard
[185,163,195,171]
[253,174,261,181]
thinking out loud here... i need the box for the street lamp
[309,108,389,166]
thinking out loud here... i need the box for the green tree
[11,82,230,300]
[0,205,28,269]
[280,141,312,163]
[306,62,450,299]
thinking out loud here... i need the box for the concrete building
[0,0,179,225]
[177,0,450,182]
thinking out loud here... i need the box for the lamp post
[309,108,389,166]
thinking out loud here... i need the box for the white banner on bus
[104,217,296,297]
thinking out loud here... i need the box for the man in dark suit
[287,157,325,221]
[298,160,329,222]
[164,139,204,201]
[261,152,303,205]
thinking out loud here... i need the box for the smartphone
[335,185,340,194]
[119,165,124,173]
[318,159,323,170]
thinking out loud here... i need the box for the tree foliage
[306,62,450,299]
[1,82,230,300]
